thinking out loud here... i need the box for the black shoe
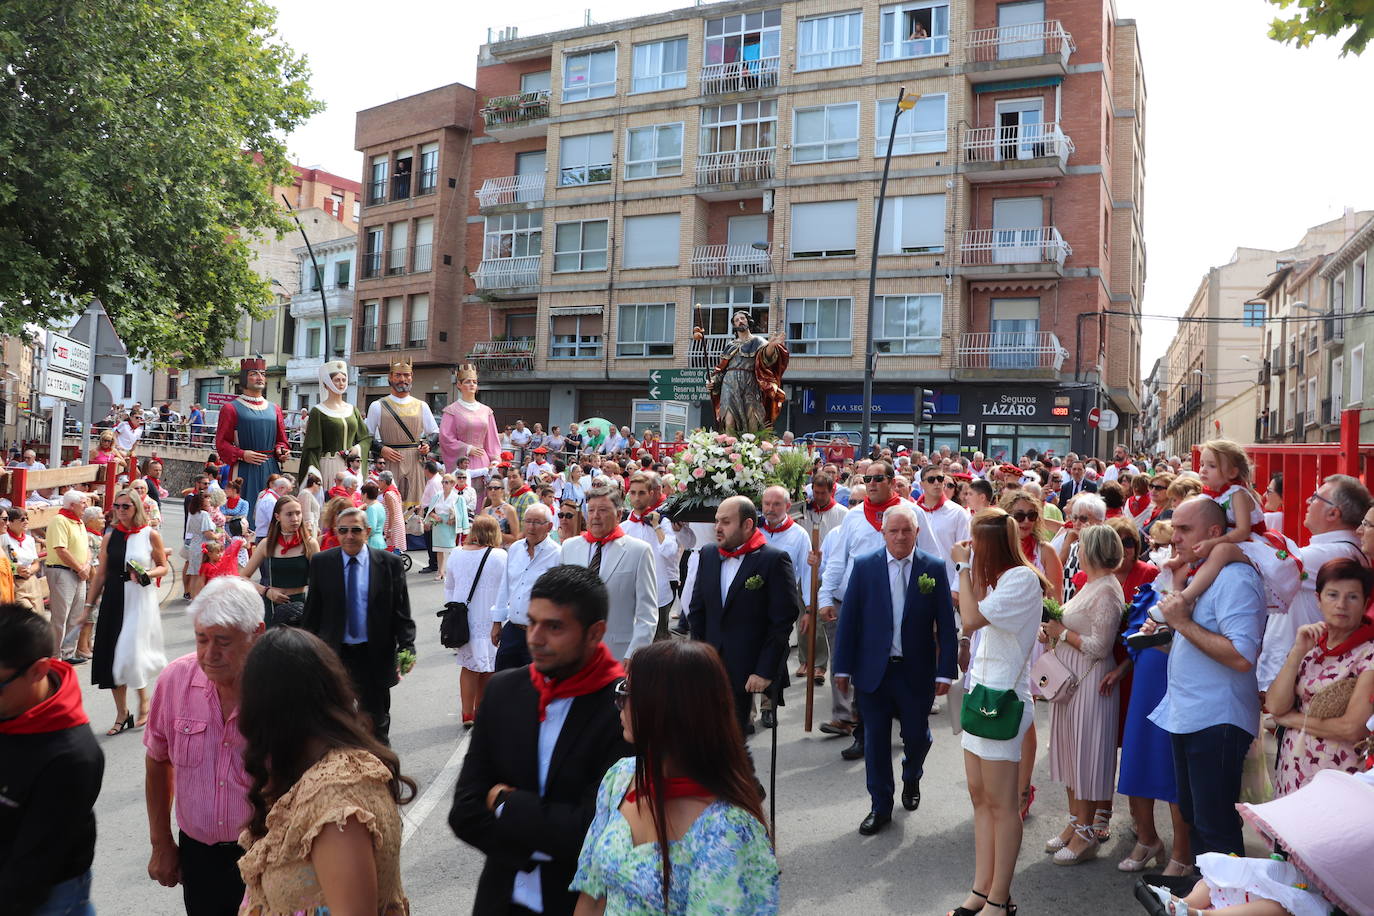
[418,566,438,574]
[670,621,689,636]
[858,810,892,835]
[760,707,776,729]
[840,735,865,760]
[902,779,921,811]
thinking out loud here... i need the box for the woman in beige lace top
[236,628,416,916]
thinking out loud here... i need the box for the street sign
[1087,407,1101,428]
[43,369,87,403]
[49,333,93,376]
[206,392,238,406]
[1098,408,1119,432]
[647,368,710,401]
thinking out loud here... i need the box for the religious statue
[364,358,437,508]
[215,357,288,517]
[699,311,789,432]
[298,360,370,487]
[440,363,501,511]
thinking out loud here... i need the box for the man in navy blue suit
[832,502,958,835]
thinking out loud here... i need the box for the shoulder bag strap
[466,548,493,605]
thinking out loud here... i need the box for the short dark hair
[361,481,380,500]
[530,565,609,631]
[1269,471,1283,497]
[968,479,995,502]
[1315,556,1374,599]
[423,460,441,475]
[0,603,51,671]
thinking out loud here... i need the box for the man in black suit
[687,495,803,736]
[1058,458,1097,505]
[302,505,415,743]
[451,564,629,916]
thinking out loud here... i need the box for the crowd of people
[5,426,1374,916]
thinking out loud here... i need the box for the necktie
[346,555,363,642]
[896,558,909,610]
[589,542,604,577]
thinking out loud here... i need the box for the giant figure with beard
[364,358,437,507]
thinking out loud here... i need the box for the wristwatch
[954,561,970,574]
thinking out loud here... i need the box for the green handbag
[960,683,1025,740]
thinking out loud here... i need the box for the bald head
[1171,496,1227,563]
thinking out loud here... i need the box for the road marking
[401,729,472,847]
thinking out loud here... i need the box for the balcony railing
[368,179,386,206]
[1271,346,1284,372]
[960,227,1071,268]
[392,172,412,201]
[695,148,776,186]
[407,320,427,348]
[1331,395,1344,424]
[481,90,551,129]
[386,247,406,276]
[473,255,541,289]
[412,244,433,273]
[1325,312,1346,343]
[955,332,1067,372]
[357,322,416,353]
[699,56,780,95]
[362,251,382,279]
[476,174,545,208]
[966,19,1075,64]
[417,167,438,196]
[690,244,774,277]
[468,339,535,373]
[689,335,732,370]
[963,123,1073,164]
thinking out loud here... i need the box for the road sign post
[646,369,711,402]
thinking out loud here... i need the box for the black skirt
[91,530,127,690]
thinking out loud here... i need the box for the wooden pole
[804,511,820,732]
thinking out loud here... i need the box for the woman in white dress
[183,491,217,599]
[426,473,467,581]
[446,515,507,728]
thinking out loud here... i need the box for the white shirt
[507,695,570,912]
[887,551,913,657]
[524,460,553,482]
[719,552,744,606]
[916,499,972,585]
[254,491,281,538]
[819,505,886,608]
[509,427,532,447]
[762,520,811,592]
[493,537,561,626]
[419,474,442,511]
[114,421,143,451]
[624,510,678,606]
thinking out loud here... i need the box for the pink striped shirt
[143,653,252,845]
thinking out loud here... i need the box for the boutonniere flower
[917,573,936,595]
[745,575,765,591]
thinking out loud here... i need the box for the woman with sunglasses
[87,488,168,735]
[572,640,779,914]
[482,478,520,549]
[426,473,467,581]
[1,507,43,616]
[556,498,585,544]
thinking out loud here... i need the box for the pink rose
[724,436,738,446]
[733,463,745,472]
[678,481,687,491]
[769,453,781,465]
[715,434,729,444]
[760,440,774,450]
[682,452,694,463]
[693,467,706,479]
[728,453,740,462]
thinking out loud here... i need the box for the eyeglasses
[1072,514,1093,523]
[613,677,630,710]
[1011,511,1039,523]
[335,526,366,534]
[924,475,945,485]
[862,474,891,483]
[1150,483,1169,491]
[0,659,37,691]
[1360,518,1374,531]
[558,512,576,520]
[112,502,135,510]
[1309,491,1337,509]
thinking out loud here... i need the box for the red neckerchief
[512,485,532,499]
[1106,507,1123,519]
[809,498,835,513]
[226,495,240,509]
[921,491,948,513]
[863,495,903,532]
[7,530,27,546]
[528,642,625,721]
[1201,485,1225,499]
[761,515,794,534]
[625,775,715,805]
[628,498,666,525]
[1315,615,1374,661]
[115,523,145,535]
[0,661,88,735]
[1115,460,1130,470]
[719,528,767,559]
[971,461,984,472]
[1020,534,1039,562]
[276,530,303,553]
[583,526,626,546]
[258,488,272,499]
[58,508,82,524]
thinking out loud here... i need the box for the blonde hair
[114,487,149,528]
[1079,523,1124,574]
[997,488,1048,542]
[1201,439,1252,487]
[1167,477,1202,505]
[467,514,502,548]
[1150,520,1174,545]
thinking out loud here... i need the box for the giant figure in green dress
[298,359,370,486]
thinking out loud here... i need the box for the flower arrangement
[1041,597,1063,623]
[663,429,781,519]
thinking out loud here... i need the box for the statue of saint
[214,357,288,517]
[298,360,370,487]
[439,363,501,511]
[364,358,437,508]
[700,311,789,432]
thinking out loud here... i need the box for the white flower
[711,472,730,488]
[742,432,756,441]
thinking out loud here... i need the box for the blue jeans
[854,659,934,815]
[32,870,95,915]
[1170,723,1251,856]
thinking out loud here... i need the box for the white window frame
[559,132,614,186]
[621,214,680,269]
[550,314,603,359]
[792,102,859,163]
[876,94,948,156]
[483,211,542,260]
[874,294,941,355]
[877,194,945,255]
[703,9,782,69]
[790,200,858,259]
[418,142,439,194]
[879,0,951,60]
[520,71,552,93]
[631,38,688,93]
[625,123,684,179]
[1357,256,1368,311]
[562,48,616,102]
[1352,344,1365,406]
[1306,375,1319,427]
[1332,356,1344,420]
[553,220,609,273]
[617,303,676,358]
[701,100,777,153]
[797,10,863,71]
[785,297,853,355]
[1284,384,1296,432]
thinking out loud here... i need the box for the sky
[268,0,1374,378]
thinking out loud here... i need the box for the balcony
[357,322,421,353]
[473,255,540,292]
[689,335,731,370]
[960,227,1071,278]
[467,339,535,375]
[476,174,545,209]
[407,320,427,348]
[699,56,780,95]
[289,284,352,320]
[480,91,551,141]
[392,172,412,202]
[690,244,774,278]
[412,244,432,274]
[1270,346,1284,373]
[367,179,386,207]
[962,123,1073,182]
[964,19,1074,84]
[361,251,382,279]
[695,149,776,190]
[417,167,438,197]
[1325,312,1346,344]
[953,331,1067,380]
[385,247,406,277]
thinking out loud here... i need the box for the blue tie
[345,554,365,644]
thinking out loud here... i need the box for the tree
[0,0,322,364]
[1268,0,1374,56]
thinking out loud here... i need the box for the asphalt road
[77,505,1267,914]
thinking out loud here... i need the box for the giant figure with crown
[215,357,289,517]
[364,357,438,508]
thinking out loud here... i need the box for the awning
[973,76,1064,94]
[549,306,603,316]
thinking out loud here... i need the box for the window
[1242,302,1265,327]
[363,227,383,278]
[360,301,379,352]
[306,326,322,359]
[632,39,687,93]
[413,216,434,273]
[554,220,608,272]
[1333,357,1344,419]
[877,194,945,254]
[696,286,770,338]
[383,297,403,349]
[563,48,616,102]
[559,132,613,186]
[331,322,347,357]
[790,200,857,258]
[1307,324,1319,354]
[1283,385,1296,432]
[797,11,862,71]
[622,214,680,268]
[1307,376,1319,426]
[876,94,947,155]
[484,211,542,259]
[521,71,551,93]
[335,259,351,288]
[1358,257,1368,311]
[550,311,604,358]
[392,152,412,200]
[793,103,859,162]
[786,297,852,354]
[308,264,323,291]
[408,294,429,347]
[417,142,439,195]
[1352,344,1365,405]
[617,303,676,357]
[701,101,777,153]
[704,9,782,69]
[386,221,408,275]
[368,155,387,205]
[879,1,950,59]
[625,123,683,179]
[873,295,941,354]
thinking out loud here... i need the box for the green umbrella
[578,417,614,447]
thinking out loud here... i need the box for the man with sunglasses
[914,466,971,590]
[1058,459,1097,506]
[0,603,104,914]
[490,504,561,671]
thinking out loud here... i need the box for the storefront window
[984,423,1070,462]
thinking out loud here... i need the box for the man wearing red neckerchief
[559,487,658,660]
[623,472,678,641]
[450,565,630,916]
[761,485,816,683]
[915,465,971,591]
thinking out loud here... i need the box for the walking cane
[804,511,820,732]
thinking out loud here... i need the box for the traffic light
[921,389,936,421]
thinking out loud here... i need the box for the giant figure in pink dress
[440,363,501,513]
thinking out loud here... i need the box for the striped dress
[1048,573,1122,800]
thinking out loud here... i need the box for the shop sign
[980,394,1041,418]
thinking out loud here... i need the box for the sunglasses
[862,474,891,483]
[486,486,503,492]
[924,475,945,484]
[113,502,135,510]
[613,677,630,710]
[1150,483,1168,491]
[0,659,37,691]
[558,512,576,519]
[335,526,366,534]
[1011,511,1039,523]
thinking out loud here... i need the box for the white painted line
[401,729,472,847]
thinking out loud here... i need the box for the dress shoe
[760,707,776,729]
[858,810,892,835]
[840,735,865,760]
[419,565,437,574]
[819,719,854,737]
[901,779,921,811]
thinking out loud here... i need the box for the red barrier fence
[0,462,140,533]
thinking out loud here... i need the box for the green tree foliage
[0,0,322,364]
[1268,0,1374,56]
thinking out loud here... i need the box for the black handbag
[437,548,493,649]
[264,551,305,628]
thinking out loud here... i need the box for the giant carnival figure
[215,357,288,517]
[440,363,501,513]
[364,357,437,507]
[298,359,370,487]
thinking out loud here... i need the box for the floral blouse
[237,748,408,916]
[573,757,779,915]
[1275,640,1374,797]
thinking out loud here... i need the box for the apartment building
[459,0,1145,456]
[1254,254,1334,444]
[285,228,360,408]
[352,83,479,410]
[0,336,44,449]
[1314,211,1374,441]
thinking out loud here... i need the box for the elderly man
[253,475,292,539]
[623,471,678,641]
[1148,497,1264,857]
[760,485,812,678]
[560,486,657,660]
[47,489,92,660]
[144,577,264,916]
[9,448,45,470]
[490,503,561,671]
